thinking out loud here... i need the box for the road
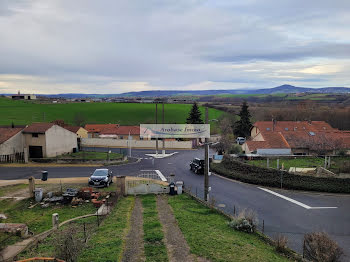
[1,148,349,259]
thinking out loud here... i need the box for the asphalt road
[1,148,349,259]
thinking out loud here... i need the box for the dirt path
[156,195,210,262]
[121,197,145,262]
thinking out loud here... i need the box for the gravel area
[122,197,145,262]
[156,195,210,262]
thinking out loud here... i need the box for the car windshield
[93,170,108,176]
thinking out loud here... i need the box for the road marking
[258,187,337,210]
[155,170,167,182]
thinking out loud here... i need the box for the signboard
[140,124,210,138]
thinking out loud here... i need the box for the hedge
[211,157,350,193]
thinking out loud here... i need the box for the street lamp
[204,107,218,202]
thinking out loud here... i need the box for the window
[120,136,123,139]
[309,131,315,136]
[285,128,288,131]
[32,133,38,138]
[266,128,270,131]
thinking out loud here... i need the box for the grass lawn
[0,198,96,249]
[141,195,168,262]
[56,151,123,160]
[0,98,223,132]
[78,196,134,262]
[248,157,350,174]
[0,184,27,197]
[168,194,289,262]
[17,216,98,259]
[0,199,96,234]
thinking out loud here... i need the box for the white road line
[258,187,337,210]
[155,170,167,182]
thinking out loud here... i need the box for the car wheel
[106,181,110,187]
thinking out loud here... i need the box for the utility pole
[162,102,165,155]
[204,107,209,201]
[155,103,158,155]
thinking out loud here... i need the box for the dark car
[88,168,113,187]
[190,158,205,174]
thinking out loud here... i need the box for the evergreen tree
[234,101,252,137]
[186,102,204,124]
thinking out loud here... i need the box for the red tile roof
[63,126,81,133]
[22,123,54,134]
[85,124,119,133]
[254,121,335,133]
[0,128,23,144]
[100,126,140,135]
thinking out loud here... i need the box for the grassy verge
[168,194,289,262]
[141,195,168,262]
[0,184,27,196]
[56,151,123,160]
[78,196,134,262]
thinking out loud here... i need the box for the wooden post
[117,176,126,197]
[28,176,35,198]
[267,158,269,168]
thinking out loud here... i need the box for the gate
[126,179,169,195]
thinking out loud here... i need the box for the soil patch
[122,197,145,262]
[156,195,210,262]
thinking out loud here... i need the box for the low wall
[211,156,350,193]
[81,138,193,149]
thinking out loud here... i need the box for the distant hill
[118,85,350,97]
[3,85,349,98]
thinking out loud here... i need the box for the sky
[0,0,350,94]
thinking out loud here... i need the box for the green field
[0,98,223,129]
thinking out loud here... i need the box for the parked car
[190,158,205,174]
[236,137,246,145]
[88,168,113,187]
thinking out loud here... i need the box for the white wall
[45,125,78,157]
[81,138,192,149]
[0,132,25,155]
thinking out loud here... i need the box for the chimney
[272,118,276,131]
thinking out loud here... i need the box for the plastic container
[34,188,43,202]
[41,171,48,181]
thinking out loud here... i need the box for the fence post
[280,172,283,189]
[83,222,87,242]
[302,239,306,258]
[267,158,269,168]
[262,219,264,233]
[277,159,279,169]
[233,205,236,216]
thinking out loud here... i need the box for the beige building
[0,128,25,155]
[23,123,78,158]
[64,126,88,138]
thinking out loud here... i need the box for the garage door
[29,146,43,158]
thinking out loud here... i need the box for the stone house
[0,127,25,155]
[23,123,78,158]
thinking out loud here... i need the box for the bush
[304,232,343,262]
[228,209,258,233]
[229,144,242,154]
[274,234,288,253]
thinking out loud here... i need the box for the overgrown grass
[141,195,168,262]
[168,194,289,262]
[78,196,134,262]
[0,198,96,249]
[17,216,98,259]
[0,184,27,197]
[0,199,96,234]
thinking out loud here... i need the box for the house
[22,123,77,158]
[11,91,36,100]
[0,127,25,155]
[85,124,120,138]
[99,125,142,140]
[51,120,88,138]
[243,121,350,155]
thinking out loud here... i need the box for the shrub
[274,234,288,253]
[55,227,84,262]
[229,144,242,154]
[304,232,343,262]
[228,209,258,233]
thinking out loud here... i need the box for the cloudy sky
[0,0,350,94]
